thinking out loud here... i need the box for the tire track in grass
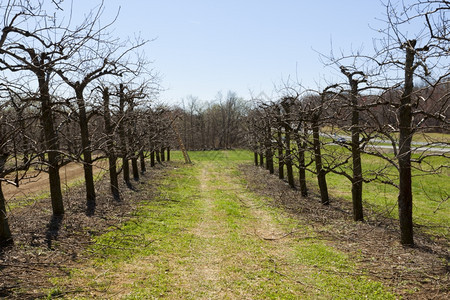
[177,165,224,297]
[174,161,311,298]
[52,155,396,299]
[167,159,395,299]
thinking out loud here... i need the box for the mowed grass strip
[47,150,395,299]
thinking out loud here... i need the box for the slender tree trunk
[76,89,96,208]
[312,119,329,205]
[397,40,416,246]
[259,151,264,167]
[284,130,295,188]
[0,183,12,245]
[265,148,272,172]
[39,74,64,215]
[254,151,258,166]
[126,106,139,182]
[139,150,146,173]
[118,84,130,187]
[108,156,119,200]
[15,107,29,164]
[0,154,12,245]
[160,147,165,162]
[150,150,155,167]
[280,101,295,188]
[156,149,161,163]
[167,147,171,161]
[350,81,364,221]
[131,156,139,181]
[103,88,120,201]
[266,125,274,174]
[122,157,130,183]
[295,129,308,197]
[277,127,284,179]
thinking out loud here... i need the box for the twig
[254,228,308,241]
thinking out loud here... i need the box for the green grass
[180,147,448,238]
[322,126,450,144]
[127,146,450,239]
[46,150,396,299]
[267,133,449,238]
[314,151,449,238]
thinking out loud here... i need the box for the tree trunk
[15,107,30,164]
[160,147,165,162]
[156,149,161,163]
[118,84,130,187]
[150,150,155,167]
[0,154,12,245]
[266,125,274,174]
[39,74,64,215]
[131,155,139,181]
[102,88,120,201]
[312,120,329,205]
[167,147,171,161]
[397,40,416,246]
[109,157,119,201]
[75,89,96,208]
[350,80,364,221]
[295,129,308,197]
[277,127,284,179]
[280,101,295,189]
[259,152,264,167]
[122,157,130,185]
[254,152,258,166]
[0,182,12,245]
[139,150,146,173]
[284,130,295,188]
[265,148,274,174]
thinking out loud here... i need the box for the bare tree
[339,66,368,221]
[367,0,450,245]
[51,3,149,211]
[279,98,296,188]
[0,41,65,215]
[101,86,120,200]
[0,0,106,215]
[0,86,42,244]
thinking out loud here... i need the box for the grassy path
[51,151,395,299]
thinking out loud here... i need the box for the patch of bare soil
[0,163,165,299]
[241,165,449,299]
[3,160,108,200]
[174,162,304,298]
[177,166,223,297]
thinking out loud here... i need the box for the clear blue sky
[66,0,411,104]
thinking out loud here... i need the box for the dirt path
[3,160,108,201]
[176,163,297,298]
[162,161,305,298]
[185,166,222,293]
[49,158,399,299]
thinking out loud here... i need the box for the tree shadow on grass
[45,215,63,250]
[126,181,139,192]
[86,199,96,216]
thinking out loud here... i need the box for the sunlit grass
[321,126,450,144]
[47,150,396,299]
[269,140,449,238]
